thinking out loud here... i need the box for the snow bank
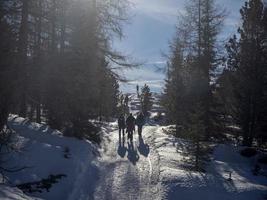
[127,92,267,200]
[1,115,100,200]
[151,126,267,200]
[0,185,40,200]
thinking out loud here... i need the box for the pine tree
[140,84,153,116]
[186,103,205,171]
[162,0,225,170]
[0,0,132,141]
[224,0,267,146]
[163,0,224,136]
[162,37,186,129]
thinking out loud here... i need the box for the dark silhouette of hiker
[137,136,150,157]
[118,114,126,137]
[127,140,139,165]
[124,95,129,106]
[136,112,145,136]
[118,133,126,158]
[126,113,135,141]
[136,85,139,97]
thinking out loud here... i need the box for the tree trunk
[35,0,42,124]
[51,0,56,53]
[18,0,29,117]
[195,139,200,171]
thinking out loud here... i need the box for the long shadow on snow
[137,136,150,157]
[117,134,127,158]
[127,140,140,165]
[117,134,150,163]
[164,146,267,200]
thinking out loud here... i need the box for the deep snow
[1,94,267,200]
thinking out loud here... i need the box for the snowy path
[94,125,166,200]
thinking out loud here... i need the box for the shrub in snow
[240,147,257,157]
[63,121,101,144]
[258,155,267,164]
[17,174,67,193]
[0,126,24,182]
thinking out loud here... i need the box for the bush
[258,155,267,164]
[240,147,257,157]
[17,174,67,193]
[63,121,101,144]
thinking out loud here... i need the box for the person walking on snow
[136,112,145,136]
[126,113,135,141]
[118,114,126,137]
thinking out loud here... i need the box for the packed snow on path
[93,124,166,200]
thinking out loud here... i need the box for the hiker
[136,112,145,136]
[124,95,129,106]
[118,114,126,137]
[126,113,135,141]
[136,85,139,97]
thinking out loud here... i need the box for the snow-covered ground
[0,184,41,200]
[151,126,267,200]
[93,94,267,200]
[1,94,267,200]
[1,115,99,200]
[94,125,165,200]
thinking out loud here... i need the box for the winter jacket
[118,116,126,129]
[136,114,145,126]
[126,115,135,131]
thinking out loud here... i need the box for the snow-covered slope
[1,115,99,200]
[0,184,41,200]
[150,126,267,200]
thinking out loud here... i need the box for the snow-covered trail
[94,125,166,200]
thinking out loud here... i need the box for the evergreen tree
[224,0,267,146]
[140,84,153,116]
[162,0,225,170]
[162,0,224,136]
[186,103,205,170]
[0,0,132,141]
[162,37,186,129]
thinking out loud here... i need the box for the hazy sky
[114,0,245,93]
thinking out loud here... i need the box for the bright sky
[114,0,244,93]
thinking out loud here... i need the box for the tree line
[0,0,132,139]
[162,0,267,169]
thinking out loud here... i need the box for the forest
[0,0,132,140]
[0,0,267,199]
[162,0,267,145]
